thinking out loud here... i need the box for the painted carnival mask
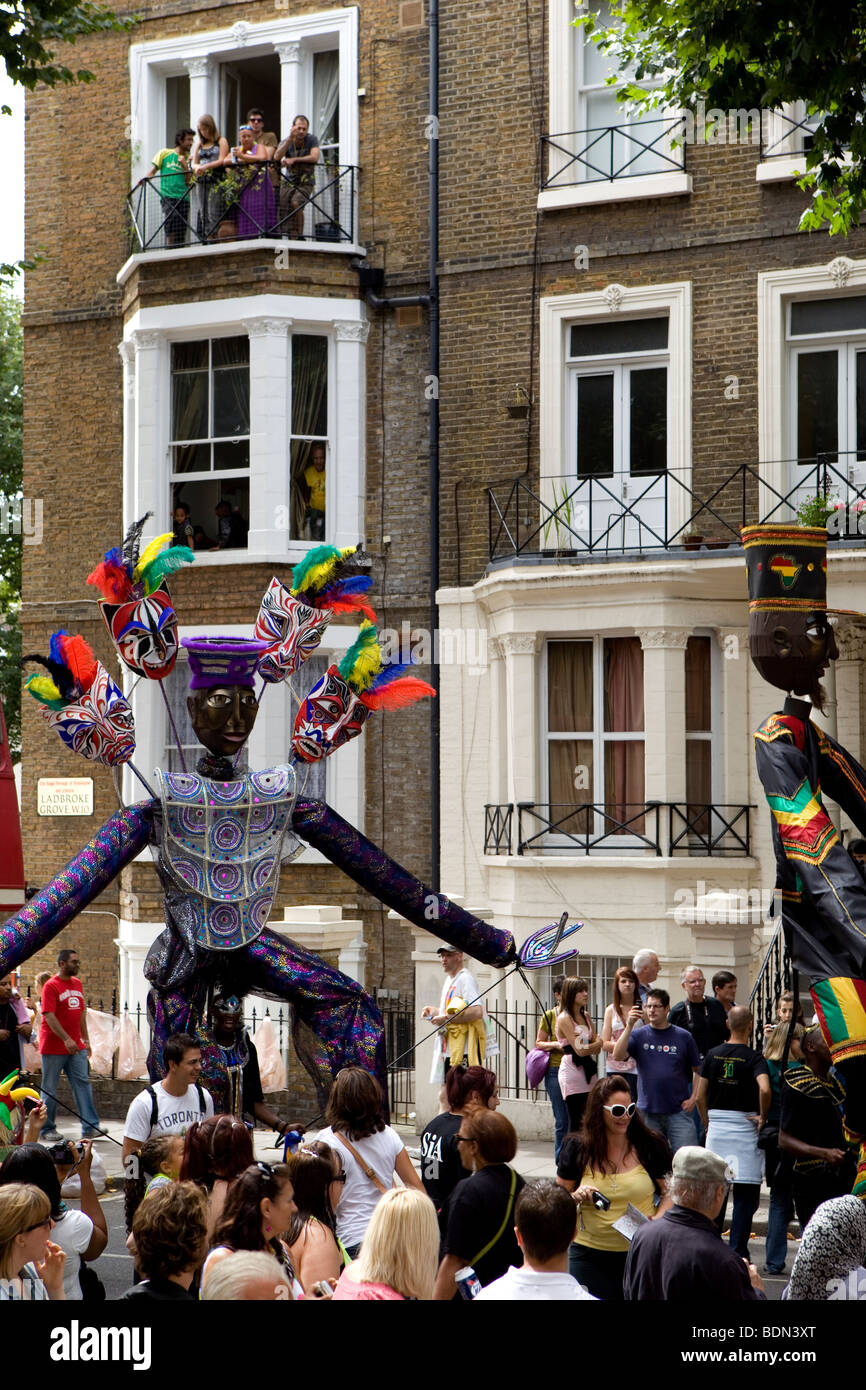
[99,584,179,679]
[254,576,332,683]
[292,665,370,763]
[46,664,136,766]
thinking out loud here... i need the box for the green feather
[141,546,194,595]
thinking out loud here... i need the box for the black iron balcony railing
[541,117,687,188]
[484,801,753,857]
[749,920,792,1053]
[126,161,358,252]
[760,109,820,162]
[489,452,866,561]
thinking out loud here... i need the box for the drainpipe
[356,0,440,891]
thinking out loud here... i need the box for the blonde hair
[352,1189,439,1300]
[201,1250,291,1300]
[0,1183,50,1278]
[763,1019,804,1062]
[197,114,219,143]
[35,972,51,991]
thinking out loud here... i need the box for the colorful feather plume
[338,620,382,692]
[291,544,376,620]
[362,675,436,711]
[337,620,436,710]
[87,516,193,601]
[22,631,99,708]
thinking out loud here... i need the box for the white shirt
[315,1124,405,1249]
[123,1081,214,1143]
[439,966,481,1017]
[475,1265,597,1301]
[53,1207,93,1301]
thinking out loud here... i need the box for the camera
[46,1141,84,1166]
[591,1189,611,1211]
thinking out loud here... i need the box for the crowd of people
[141,108,323,247]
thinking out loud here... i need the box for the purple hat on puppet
[181,636,270,690]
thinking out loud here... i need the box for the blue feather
[48,629,70,668]
[370,659,416,690]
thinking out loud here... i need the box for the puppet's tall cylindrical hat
[742,524,827,613]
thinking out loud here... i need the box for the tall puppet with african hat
[0,528,580,1118]
[744,522,866,1205]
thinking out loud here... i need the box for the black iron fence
[127,160,358,252]
[540,117,687,188]
[381,1000,415,1125]
[488,453,866,561]
[484,802,753,856]
[760,109,819,161]
[749,922,792,1053]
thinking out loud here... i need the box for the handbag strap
[469,1167,518,1269]
[332,1132,388,1195]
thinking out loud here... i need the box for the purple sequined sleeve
[0,803,154,974]
[292,799,516,968]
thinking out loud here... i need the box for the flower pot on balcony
[683,533,704,550]
[704,537,730,550]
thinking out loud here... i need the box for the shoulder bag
[332,1132,389,1195]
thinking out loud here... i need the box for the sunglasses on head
[603,1102,636,1118]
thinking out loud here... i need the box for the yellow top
[574,1164,656,1252]
[304,463,326,511]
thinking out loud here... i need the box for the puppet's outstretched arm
[292,798,516,968]
[0,803,153,975]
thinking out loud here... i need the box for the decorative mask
[292,665,370,762]
[46,664,136,766]
[99,584,179,679]
[254,576,332,682]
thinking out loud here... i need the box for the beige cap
[672,1146,733,1184]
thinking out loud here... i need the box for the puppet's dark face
[101,584,179,679]
[292,665,369,762]
[749,608,839,708]
[254,578,331,683]
[46,665,136,765]
[188,684,259,757]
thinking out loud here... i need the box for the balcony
[488,453,866,563]
[484,802,754,857]
[126,161,359,255]
[538,118,691,209]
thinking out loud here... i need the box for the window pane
[172,370,208,441]
[604,741,645,832]
[629,367,667,475]
[686,740,712,807]
[549,739,594,835]
[569,319,668,357]
[797,351,838,459]
[165,75,190,148]
[213,367,250,437]
[172,442,210,474]
[211,481,249,550]
[213,440,249,471]
[548,641,593,731]
[290,439,328,540]
[858,352,866,462]
[212,336,249,367]
[685,636,711,731]
[171,481,219,547]
[582,2,613,88]
[292,335,329,437]
[577,374,614,477]
[172,341,208,371]
[791,296,866,336]
[603,637,644,732]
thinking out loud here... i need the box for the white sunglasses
[603,1102,636,1118]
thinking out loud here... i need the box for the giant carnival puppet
[0,519,579,1112]
[745,522,866,1197]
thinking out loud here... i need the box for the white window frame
[565,330,670,497]
[542,635,647,852]
[757,257,866,510]
[119,293,368,566]
[124,621,365,863]
[756,102,846,185]
[541,0,691,209]
[540,281,692,542]
[169,334,251,511]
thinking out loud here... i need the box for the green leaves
[0,291,21,759]
[0,0,134,93]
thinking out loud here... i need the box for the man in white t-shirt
[122,1032,214,1167]
[422,945,483,1069]
[476,1180,596,1302]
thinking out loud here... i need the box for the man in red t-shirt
[39,947,101,1141]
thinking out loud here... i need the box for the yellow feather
[351,621,382,691]
[26,674,62,703]
[133,533,173,580]
[296,557,337,594]
[9,1086,40,1105]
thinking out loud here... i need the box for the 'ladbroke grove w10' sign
[37,778,94,816]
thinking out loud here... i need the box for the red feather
[361,677,436,711]
[86,560,133,602]
[321,595,378,621]
[56,634,98,693]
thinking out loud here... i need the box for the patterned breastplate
[156,766,297,951]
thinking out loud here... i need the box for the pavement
[51,1113,795,1300]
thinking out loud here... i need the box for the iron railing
[541,117,687,188]
[484,802,753,856]
[381,1000,415,1124]
[127,160,358,252]
[760,109,820,161]
[488,453,866,561]
[748,920,792,1053]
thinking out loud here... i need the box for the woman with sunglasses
[202,1160,299,1296]
[0,1183,66,1300]
[601,966,642,1103]
[556,976,603,1133]
[556,1075,672,1300]
[285,1143,346,1295]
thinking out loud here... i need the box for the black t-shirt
[242,1038,264,1112]
[700,1043,768,1113]
[442,1164,525,1290]
[0,1002,21,1079]
[669,997,729,1058]
[420,1112,465,1210]
[780,1064,847,1166]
